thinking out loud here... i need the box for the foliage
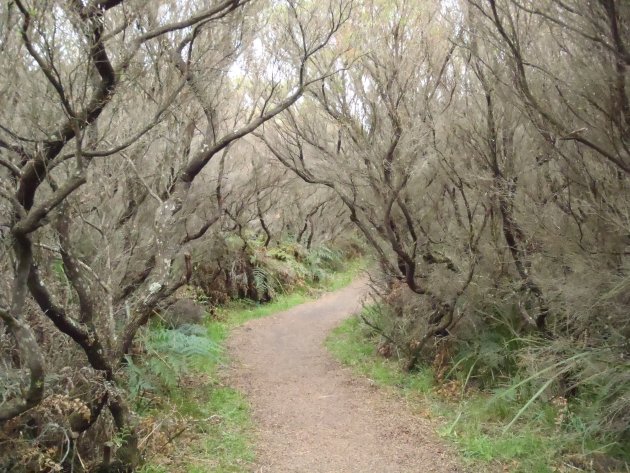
[0,0,351,468]
[2,0,628,469]
[192,234,360,305]
[126,325,219,403]
[260,2,630,468]
[326,315,435,394]
[138,256,363,471]
[330,309,630,472]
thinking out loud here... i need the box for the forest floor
[226,278,466,473]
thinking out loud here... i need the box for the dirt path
[227,279,465,473]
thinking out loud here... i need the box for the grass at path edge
[325,315,609,473]
[140,260,365,473]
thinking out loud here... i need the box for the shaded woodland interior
[0,0,628,471]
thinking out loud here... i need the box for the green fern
[303,245,344,282]
[268,246,291,261]
[308,245,343,269]
[253,266,270,293]
[126,325,219,402]
[253,265,279,299]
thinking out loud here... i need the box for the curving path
[226,279,466,473]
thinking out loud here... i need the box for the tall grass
[327,309,630,473]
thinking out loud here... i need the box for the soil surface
[227,279,466,473]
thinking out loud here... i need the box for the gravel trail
[227,279,465,473]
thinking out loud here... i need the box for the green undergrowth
[215,256,364,328]
[138,258,365,472]
[326,315,629,473]
[326,316,435,394]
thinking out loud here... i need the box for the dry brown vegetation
[0,0,628,471]
[0,0,352,470]
[262,0,630,467]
